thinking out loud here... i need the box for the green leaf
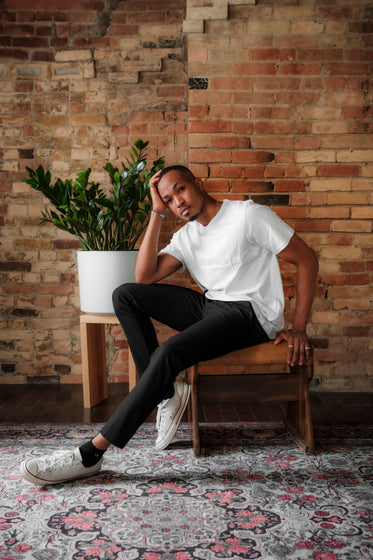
[23,140,164,250]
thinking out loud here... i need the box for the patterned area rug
[0,423,372,560]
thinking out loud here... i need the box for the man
[20,165,318,486]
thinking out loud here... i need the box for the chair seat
[200,341,289,367]
[187,341,314,457]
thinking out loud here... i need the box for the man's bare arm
[135,213,181,284]
[275,233,319,366]
[135,170,181,284]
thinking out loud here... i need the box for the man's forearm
[135,213,164,283]
[291,251,319,332]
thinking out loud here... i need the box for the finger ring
[288,345,294,348]
[305,346,310,350]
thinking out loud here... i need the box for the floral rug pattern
[0,423,372,560]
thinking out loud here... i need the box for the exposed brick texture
[0,0,372,391]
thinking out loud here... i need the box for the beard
[187,211,200,222]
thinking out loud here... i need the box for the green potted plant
[24,139,164,313]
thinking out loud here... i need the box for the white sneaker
[19,447,103,486]
[155,380,190,451]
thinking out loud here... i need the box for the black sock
[79,441,106,468]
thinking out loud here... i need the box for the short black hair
[159,165,196,183]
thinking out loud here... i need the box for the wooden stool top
[198,341,313,368]
[80,314,120,324]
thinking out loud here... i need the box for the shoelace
[34,451,77,474]
[156,399,169,431]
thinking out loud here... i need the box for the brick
[188,62,232,76]
[351,207,373,219]
[210,136,251,149]
[189,149,231,163]
[344,274,370,286]
[274,35,318,48]
[232,151,274,164]
[320,135,361,150]
[327,193,369,206]
[246,21,290,35]
[231,181,274,194]
[254,77,300,91]
[278,63,320,75]
[233,92,275,105]
[312,312,340,324]
[157,85,185,98]
[252,48,296,62]
[342,326,371,338]
[299,47,343,62]
[322,247,363,261]
[242,166,264,178]
[276,92,320,105]
[209,106,249,120]
[345,49,373,62]
[264,166,284,178]
[352,178,373,191]
[317,164,360,177]
[210,77,253,90]
[232,122,254,134]
[310,207,349,219]
[189,121,231,133]
[340,261,365,273]
[323,91,365,107]
[312,122,349,135]
[294,221,331,233]
[55,49,92,62]
[221,166,243,178]
[326,62,369,77]
[275,206,305,219]
[233,63,276,76]
[274,180,305,192]
[295,151,335,164]
[322,274,345,287]
[203,179,230,191]
[332,220,372,233]
[337,150,373,163]
[309,179,351,192]
[254,136,296,150]
[13,37,49,49]
[329,234,353,246]
[189,134,209,148]
[0,261,32,272]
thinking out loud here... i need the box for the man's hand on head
[274,328,311,366]
[149,170,167,215]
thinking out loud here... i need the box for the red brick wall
[184,0,373,390]
[0,0,372,391]
[0,0,188,384]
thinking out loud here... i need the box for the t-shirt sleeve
[245,203,294,254]
[159,232,186,273]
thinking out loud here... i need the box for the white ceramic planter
[77,250,138,314]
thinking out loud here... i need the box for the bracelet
[151,210,166,218]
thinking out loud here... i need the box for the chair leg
[285,362,315,454]
[189,364,201,456]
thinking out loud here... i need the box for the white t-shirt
[160,199,294,339]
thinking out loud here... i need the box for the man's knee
[112,282,138,311]
[152,336,189,371]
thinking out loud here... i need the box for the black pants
[100,283,269,448]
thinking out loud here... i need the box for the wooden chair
[187,341,314,456]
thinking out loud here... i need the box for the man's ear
[195,178,204,190]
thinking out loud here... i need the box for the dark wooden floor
[1,383,372,425]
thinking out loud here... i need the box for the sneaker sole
[155,383,191,451]
[19,459,102,486]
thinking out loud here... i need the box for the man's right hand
[149,170,167,215]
